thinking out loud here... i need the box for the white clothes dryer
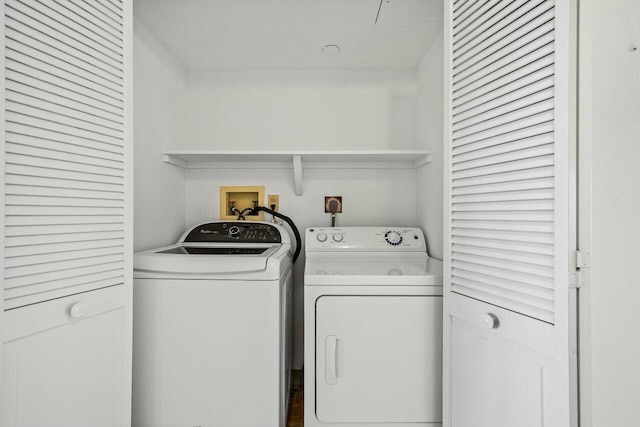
[304,227,443,427]
[133,221,293,427]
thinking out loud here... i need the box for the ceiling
[133,0,443,71]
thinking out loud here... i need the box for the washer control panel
[306,227,425,251]
[183,222,281,243]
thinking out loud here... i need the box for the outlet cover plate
[324,196,343,213]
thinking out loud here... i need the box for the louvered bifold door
[450,0,557,323]
[4,0,126,310]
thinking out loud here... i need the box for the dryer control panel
[306,227,426,252]
[183,222,281,243]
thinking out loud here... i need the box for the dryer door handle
[325,335,342,385]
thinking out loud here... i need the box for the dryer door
[315,295,442,423]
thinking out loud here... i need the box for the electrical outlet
[268,194,279,212]
[324,196,343,213]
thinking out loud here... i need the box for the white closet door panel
[3,0,128,312]
[449,1,560,324]
[5,64,124,113]
[5,238,125,258]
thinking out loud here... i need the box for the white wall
[133,20,187,251]
[182,70,419,151]
[184,166,419,368]
[416,31,444,260]
[579,1,640,426]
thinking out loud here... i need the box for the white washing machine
[133,221,293,427]
[304,227,443,427]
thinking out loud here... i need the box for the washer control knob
[228,226,240,236]
[332,233,344,242]
[385,230,403,246]
[317,233,328,242]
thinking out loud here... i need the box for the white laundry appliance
[133,221,293,427]
[304,227,443,427]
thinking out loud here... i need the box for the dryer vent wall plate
[220,186,265,221]
[324,196,343,213]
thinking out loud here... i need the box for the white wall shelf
[163,150,433,195]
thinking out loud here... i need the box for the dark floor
[287,370,304,427]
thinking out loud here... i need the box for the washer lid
[134,243,283,275]
[304,253,443,286]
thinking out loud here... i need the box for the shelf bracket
[293,155,303,195]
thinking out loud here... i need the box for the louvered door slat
[449,0,557,323]
[4,0,127,309]
[6,133,124,164]
[5,238,124,258]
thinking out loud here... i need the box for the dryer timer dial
[385,230,403,246]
